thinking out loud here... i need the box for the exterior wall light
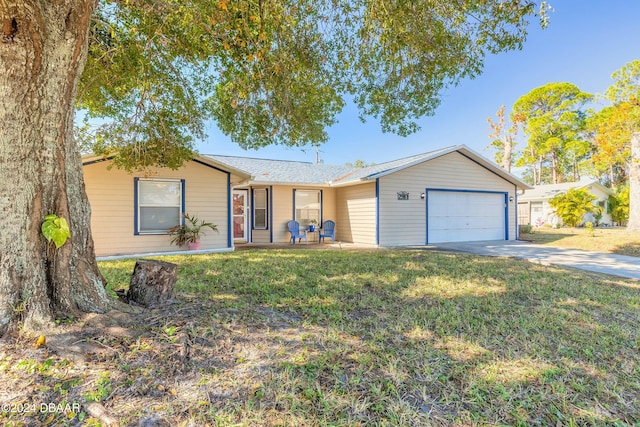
[420,193,426,199]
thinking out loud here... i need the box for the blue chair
[319,220,336,243]
[287,220,308,244]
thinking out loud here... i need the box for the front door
[233,190,248,242]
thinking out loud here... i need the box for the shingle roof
[205,147,454,185]
[204,144,531,190]
[204,155,353,185]
[519,179,613,201]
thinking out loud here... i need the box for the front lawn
[1,249,639,426]
[520,227,640,257]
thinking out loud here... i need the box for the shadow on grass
[519,231,573,244]
[149,249,639,425]
[613,241,640,257]
[15,249,634,426]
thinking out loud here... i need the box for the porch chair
[319,220,336,243]
[287,220,308,244]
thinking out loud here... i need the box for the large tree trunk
[551,151,559,184]
[0,0,113,336]
[500,135,513,173]
[628,132,640,231]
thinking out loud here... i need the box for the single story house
[83,145,531,257]
[517,179,614,227]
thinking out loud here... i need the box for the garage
[426,189,507,243]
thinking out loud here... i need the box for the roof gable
[330,145,531,190]
[81,154,252,180]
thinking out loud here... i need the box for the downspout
[514,184,518,241]
[375,178,380,245]
[227,173,232,249]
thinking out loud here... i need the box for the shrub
[585,221,594,236]
[608,185,629,226]
[549,187,597,228]
[519,224,533,234]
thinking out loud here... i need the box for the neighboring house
[83,145,531,257]
[517,179,614,227]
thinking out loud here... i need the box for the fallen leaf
[35,335,46,349]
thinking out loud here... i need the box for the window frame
[252,188,269,230]
[293,189,322,228]
[134,178,185,235]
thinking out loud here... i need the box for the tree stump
[127,260,178,307]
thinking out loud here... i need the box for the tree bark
[628,132,640,231]
[500,135,513,173]
[128,260,178,307]
[0,0,113,336]
[551,151,559,184]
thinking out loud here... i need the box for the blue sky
[198,0,640,168]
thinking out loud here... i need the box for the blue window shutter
[320,189,323,224]
[269,186,273,242]
[181,179,186,224]
[292,189,297,220]
[227,174,232,248]
[133,177,139,235]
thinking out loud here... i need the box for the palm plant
[167,214,217,247]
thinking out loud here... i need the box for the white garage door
[427,190,506,243]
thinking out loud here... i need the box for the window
[530,201,543,216]
[136,178,184,234]
[294,189,321,227]
[253,188,268,229]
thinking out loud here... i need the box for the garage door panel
[427,191,506,243]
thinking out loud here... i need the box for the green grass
[521,227,640,257]
[3,249,639,426]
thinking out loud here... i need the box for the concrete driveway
[433,240,640,281]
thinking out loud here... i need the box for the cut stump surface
[127,259,178,307]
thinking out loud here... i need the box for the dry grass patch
[1,249,638,426]
[521,227,640,257]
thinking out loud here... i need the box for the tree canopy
[494,59,639,230]
[587,104,633,186]
[512,82,592,184]
[78,0,551,171]
[602,59,640,230]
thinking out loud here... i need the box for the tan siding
[335,183,377,244]
[321,189,337,241]
[251,229,271,244]
[271,186,295,242]
[378,152,517,245]
[84,160,235,256]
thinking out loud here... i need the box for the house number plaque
[397,191,409,200]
